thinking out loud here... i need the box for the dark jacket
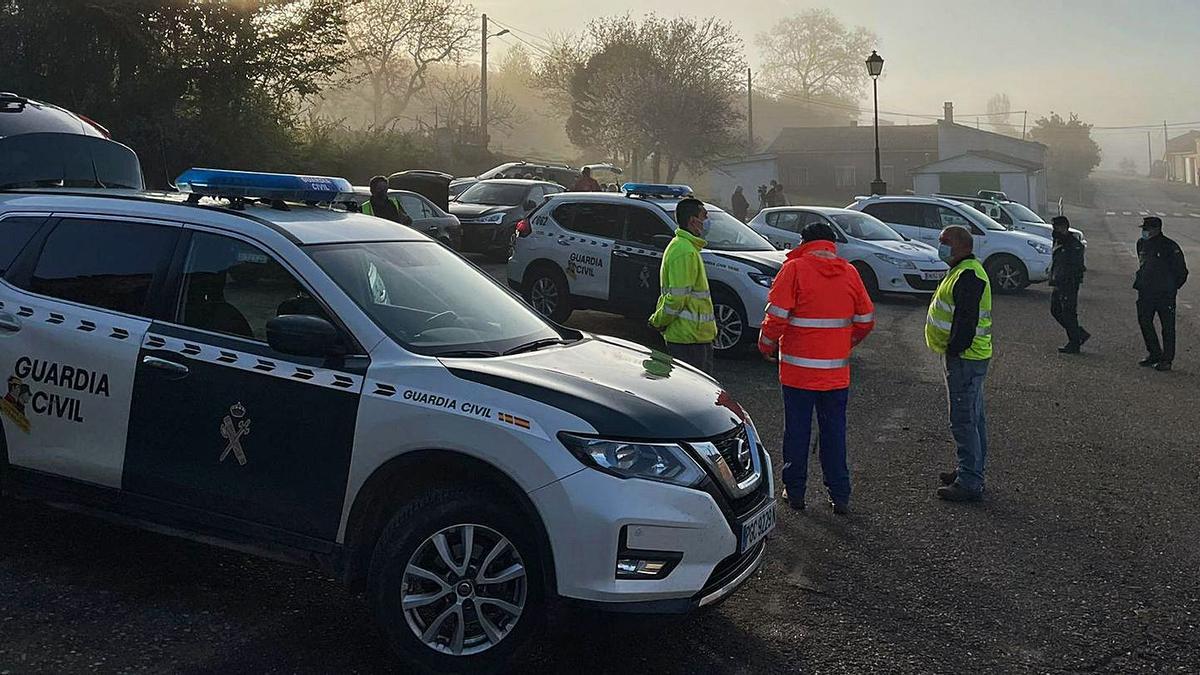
[1134,234,1188,298]
[731,190,749,219]
[1049,232,1086,287]
[947,257,985,357]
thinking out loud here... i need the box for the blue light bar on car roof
[175,168,354,203]
[621,182,693,198]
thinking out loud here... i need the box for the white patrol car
[507,184,785,354]
[847,194,1053,293]
[0,163,775,671]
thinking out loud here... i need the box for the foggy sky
[477,0,1200,169]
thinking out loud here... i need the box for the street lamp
[866,50,886,196]
[480,14,510,148]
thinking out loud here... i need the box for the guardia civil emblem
[219,402,251,466]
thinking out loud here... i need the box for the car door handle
[556,239,570,246]
[142,356,189,379]
[0,312,20,333]
[613,250,631,258]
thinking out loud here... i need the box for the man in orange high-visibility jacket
[759,222,875,515]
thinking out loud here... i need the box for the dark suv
[0,93,110,138]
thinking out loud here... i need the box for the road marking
[1139,211,1150,216]
[1123,211,1134,216]
[1156,212,1167,217]
[1172,213,1185,218]
[1105,211,1116,216]
[1191,213,1200,219]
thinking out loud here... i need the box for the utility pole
[747,68,754,155]
[1163,120,1170,180]
[1022,110,1027,139]
[1148,131,1153,177]
[480,13,489,149]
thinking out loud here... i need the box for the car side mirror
[266,314,342,357]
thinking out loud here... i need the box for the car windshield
[1006,202,1045,223]
[829,211,903,241]
[309,241,561,356]
[692,208,772,251]
[972,210,1009,231]
[458,182,527,206]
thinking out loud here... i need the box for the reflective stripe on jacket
[361,197,400,217]
[758,240,875,391]
[925,258,993,360]
[649,228,717,344]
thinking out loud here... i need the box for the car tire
[523,266,573,323]
[712,288,753,357]
[368,487,544,674]
[851,261,880,298]
[985,254,1029,293]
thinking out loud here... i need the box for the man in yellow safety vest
[649,198,718,374]
[925,225,992,502]
[361,175,412,226]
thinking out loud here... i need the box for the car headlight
[1027,239,1050,255]
[872,252,917,269]
[559,433,706,487]
[748,272,775,288]
[477,212,506,224]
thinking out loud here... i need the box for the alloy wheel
[996,263,1021,289]
[714,303,744,351]
[529,277,558,317]
[401,524,527,657]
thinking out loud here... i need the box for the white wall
[914,174,941,195]
[706,157,780,211]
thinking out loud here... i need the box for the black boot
[938,470,957,486]
[937,483,983,502]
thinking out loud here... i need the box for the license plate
[921,270,947,281]
[740,500,776,552]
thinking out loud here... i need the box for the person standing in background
[1135,216,1188,371]
[731,185,750,221]
[1049,215,1090,353]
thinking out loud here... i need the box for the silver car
[352,187,462,248]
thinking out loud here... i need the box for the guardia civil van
[0,139,774,672]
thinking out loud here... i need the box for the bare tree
[986,93,1020,137]
[756,9,876,106]
[343,0,476,128]
[418,65,519,139]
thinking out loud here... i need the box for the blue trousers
[781,386,851,505]
[945,356,990,493]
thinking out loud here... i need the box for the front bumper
[529,440,773,610]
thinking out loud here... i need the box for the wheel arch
[339,449,556,595]
[521,258,567,290]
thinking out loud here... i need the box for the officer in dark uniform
[1135,216,1188,371]
[1049,216,1090,353]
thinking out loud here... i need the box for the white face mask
[700,218,713,237]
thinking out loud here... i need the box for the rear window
[0,216,45,272]
[552,202,623,239]
[863,202,922,227]
[25,218,177,316]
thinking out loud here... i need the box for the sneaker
[830,502,850,516]
[1078,329,1091,346]
[1139,357,1160,367]
[938,470,957,486]
[936,483,983,502]
[1155,361,1173,372]
[1058,344,1080,354]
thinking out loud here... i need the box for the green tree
[0,0,350,186]
[561,15,745,181]
[1030,112,1102,191]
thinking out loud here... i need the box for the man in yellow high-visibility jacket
[361,175,412,226]
[649,198,718,374]
[925,225,992,502]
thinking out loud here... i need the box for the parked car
[450,179,564,261]
[847,195,1052,293]
[509,184,785,354]
[748,206,948,295]
[387,169,453,212]
[0,92,110,138]
[350,187,461,249]
[452,161,622,192]
[0,168,774,671]
[938,193,1087,245]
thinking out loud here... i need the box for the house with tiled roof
[1165,130,1200,185]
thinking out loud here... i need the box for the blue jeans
[781,386,850,505]
[945,356,990,493]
